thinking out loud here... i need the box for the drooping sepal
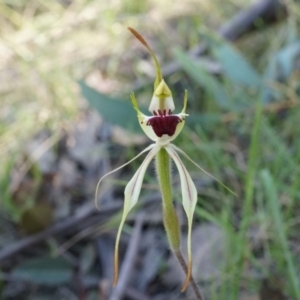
[113,145,160,286]
[169,143,237,197]
[165,144,198,292]
[95,144,156,209]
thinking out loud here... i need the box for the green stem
[156,148,180,250]
[156,148,204,300]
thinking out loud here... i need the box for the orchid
[95,28,233,297]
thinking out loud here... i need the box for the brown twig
[0,202,113,263]
[0,195,161,264]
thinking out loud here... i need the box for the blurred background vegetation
[1,0,300,299]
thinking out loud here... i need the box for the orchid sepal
[113,144,160,285]
[149,79,175,113]
[169,144,237,197]
[94,144,156,210]
[165,144,197,291]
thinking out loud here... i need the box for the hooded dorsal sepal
[128,27,176,116]
[154,79,171,97]
[149,79,175,115]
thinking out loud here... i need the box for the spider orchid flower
[95,28,233,293]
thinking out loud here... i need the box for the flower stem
[156,148,180,250]
[156,148,204,300]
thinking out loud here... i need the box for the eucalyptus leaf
[277,40,300,79]
[212,43,262,88]
[199,31,262,88]
[186,113,222,129]
[12,257,72,285]
[263,40,300,103]
[79,81,144,132]
[173,48,233,110]
[263,56,282,103]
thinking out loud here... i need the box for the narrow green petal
[165,145,197,291]
[130,92,141,115]
[167,90,188,142]
[95,144,155,210]
[169,144,237,197]
[181,89,188,114]
[130,93,158,142]
[113,145,160,286]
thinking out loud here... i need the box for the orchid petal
[169,144,237,197]
[181,89,188,114]
[131,92,158,142]
[94,144,156,210]
[165,144,197,292]
[114,145,160,286]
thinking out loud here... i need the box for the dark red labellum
[147,115,182,137]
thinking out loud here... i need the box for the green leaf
[12,257,73,285]
[277,40,300,79]
[200,31,262,88]
[263,40,300,103]
[173,48,233,110]
[186,113,221,128]
[212,43,261,88]
[261,170,300,299]
[263,55,281,103]
[79,81,144,132]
